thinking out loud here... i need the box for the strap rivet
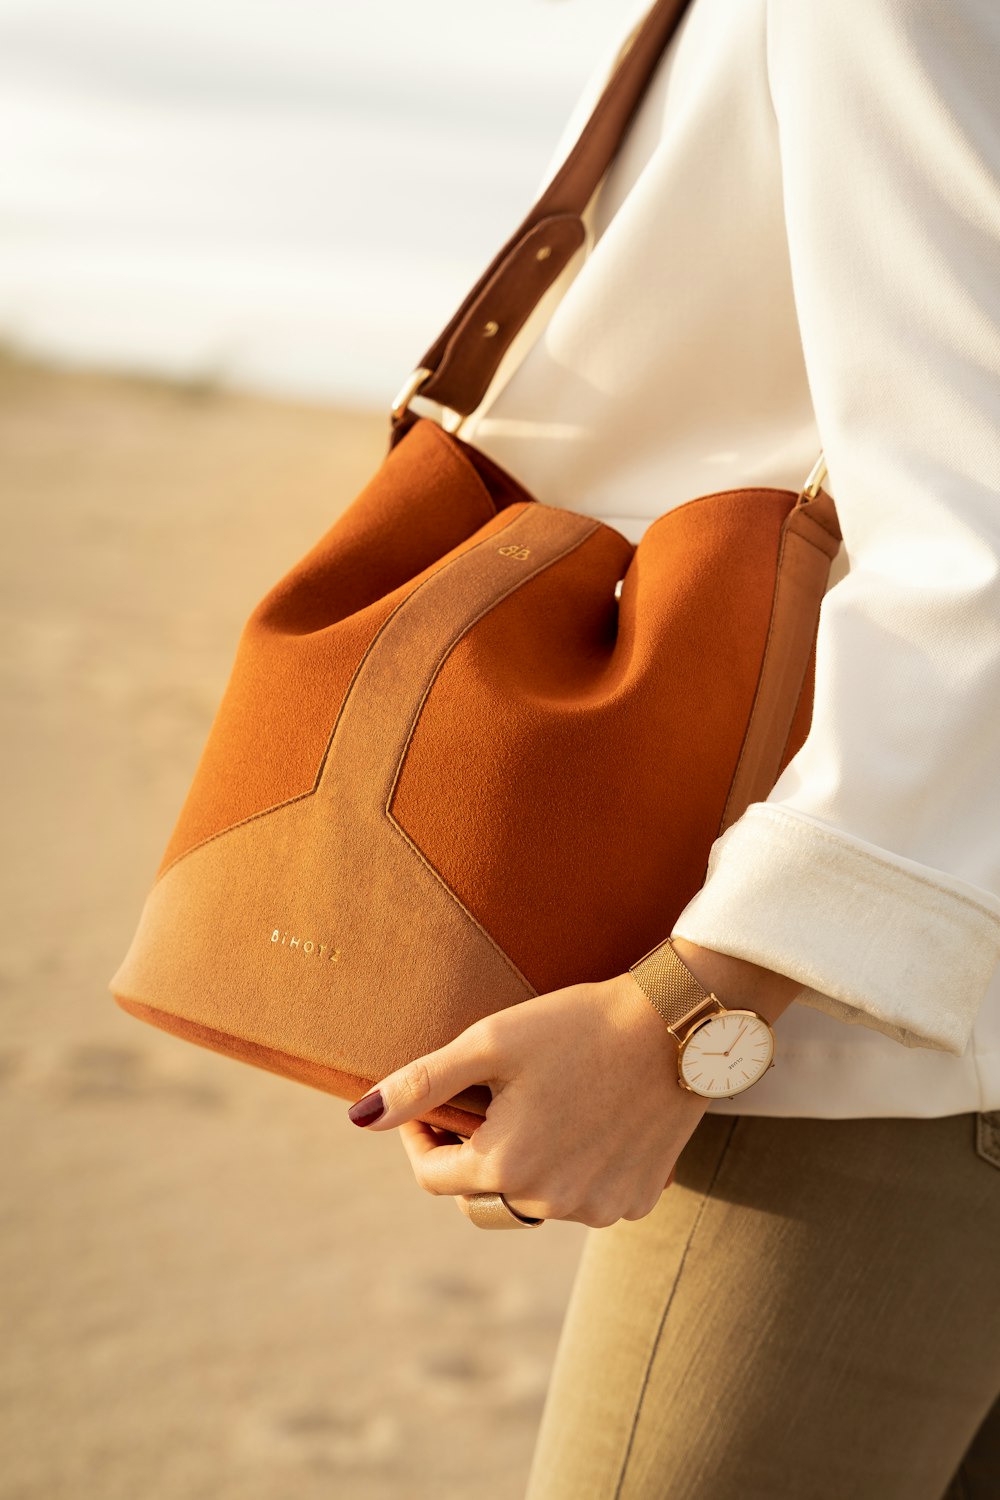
[483,320,500,338]
[535,245,552,261]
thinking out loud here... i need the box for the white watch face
[678,1010,774,1097]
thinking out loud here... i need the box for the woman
[346,0,1000,1494]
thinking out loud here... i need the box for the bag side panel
[159,420,503,873]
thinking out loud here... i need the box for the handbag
[109,0,841,1139]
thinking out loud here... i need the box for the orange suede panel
[159,420,525,874]
[390,487,793,995]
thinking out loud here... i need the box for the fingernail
[348,1089,384,1127]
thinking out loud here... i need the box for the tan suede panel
[158,419,510,874]
[390,485,813,997]
[718,490,841,835]
[111,500,604,1127]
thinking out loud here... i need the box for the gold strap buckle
[390,366,468,434]
[800,452,828,500]
[665,993,725,1042]
[390,366,433,423]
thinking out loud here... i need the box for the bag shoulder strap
[390,0,831,504]
[392,0,693,428]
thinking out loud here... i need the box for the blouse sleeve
[670,0,1000,1054]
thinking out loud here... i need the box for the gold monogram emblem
[498,543,531,560]
[270,928,342,962]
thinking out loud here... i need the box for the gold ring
[457,1192,545,1229]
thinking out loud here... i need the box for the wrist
[611,970,713,1111]
[666,934,803,1028]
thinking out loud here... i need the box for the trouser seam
[612,1115,741,1500]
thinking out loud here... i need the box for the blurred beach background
[0,2,649,1495]
[0,0,645,404]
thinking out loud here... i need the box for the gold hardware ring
[390,366,433,423]
[800,451,828,499]
[457,1192,545,1230]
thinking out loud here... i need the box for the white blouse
[444,0,1000,1117]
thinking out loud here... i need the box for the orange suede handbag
[110,0,841,1138]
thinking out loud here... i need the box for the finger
[345,1021,500,1134]
[399,1119,464,1150]
[398,1116,495,1197]
[398,1118,463,1168]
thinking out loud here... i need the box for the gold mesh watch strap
[628,936,721,1032]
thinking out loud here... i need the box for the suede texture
[389,465,837,999]
[159,420,513,873]
[718,496,840,834]
[111,417,840,1132]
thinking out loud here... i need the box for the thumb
[346,1026,495,1132]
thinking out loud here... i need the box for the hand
[345,972,709,1228]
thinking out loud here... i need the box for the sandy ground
[0,356,586,1500]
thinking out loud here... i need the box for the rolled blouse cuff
[670,803,1000,1056]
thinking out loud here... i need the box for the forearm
[665,934,804,1028]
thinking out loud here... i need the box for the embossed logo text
[270,928,342,963]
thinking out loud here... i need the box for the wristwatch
[628,936,775,1099]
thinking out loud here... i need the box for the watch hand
[725,1023,749,1057]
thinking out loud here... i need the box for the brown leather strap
[397,0,694,427]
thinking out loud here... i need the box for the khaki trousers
[525,1110,1000,1500]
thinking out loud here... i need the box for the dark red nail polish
[348,1089,384,1126]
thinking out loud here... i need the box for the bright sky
[0,0,649,406]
